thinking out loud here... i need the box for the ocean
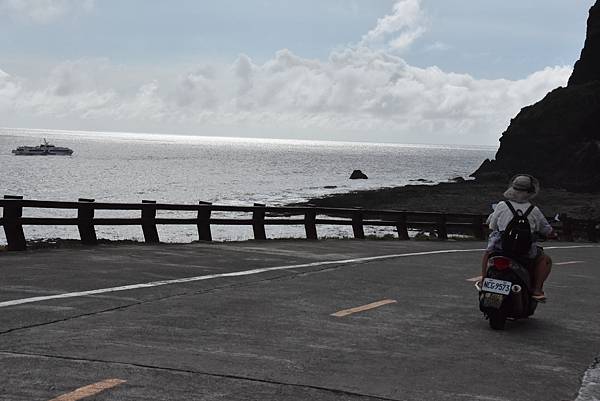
[0,128,495,243]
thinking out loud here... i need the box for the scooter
[476,254,538,330]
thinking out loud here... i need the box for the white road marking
[466,276,482,282]
[555,261,585,265]
[0,248,482,308]
[544,245,596,250]
[575,357,600,401]
[1,245,597,308]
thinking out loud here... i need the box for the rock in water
[472,1,600,192]
[350,170,368,179]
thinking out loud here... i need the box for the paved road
[0,240,599,401]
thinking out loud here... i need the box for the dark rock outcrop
[569,1,600,86]
[472,1,600,192]
[350,170,368,179]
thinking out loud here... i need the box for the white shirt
[486,200,553,258]
[487,200,552,235]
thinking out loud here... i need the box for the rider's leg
[481,251,491,279]
[532,254,552,296]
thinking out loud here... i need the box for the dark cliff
[472,0,600,192]
[569,1,600,86]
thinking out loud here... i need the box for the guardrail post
[473,215,485,240]
[197,201,212,241]
[304,208,318,240]
[252,203,267,240]
[77,198,97,245]
[141,200,159,244]
[587,221,598,243]
[2,195,26,251]
[560,213,574,242]
[437,215,448,240]
[395,212,409,240]
[352,209,365,239]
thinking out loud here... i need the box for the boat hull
[11,142,73,156]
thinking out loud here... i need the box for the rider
[481,174,555,301]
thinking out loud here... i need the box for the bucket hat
[503,174,540,202]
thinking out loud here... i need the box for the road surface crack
[0,350,400,401]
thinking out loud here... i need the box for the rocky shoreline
[299,179,600,221]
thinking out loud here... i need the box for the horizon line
[0,126,498,150]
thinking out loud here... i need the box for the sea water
[0,128,495,243]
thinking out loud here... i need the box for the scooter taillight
[492,257,512,270]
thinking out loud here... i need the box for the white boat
[11,139,73,156]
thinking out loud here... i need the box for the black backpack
[501,201,535,256]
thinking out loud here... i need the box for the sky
[0,0,594,145]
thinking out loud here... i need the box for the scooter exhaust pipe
[511,284,522,293]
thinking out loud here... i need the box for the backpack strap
[505,200,535,218]
[504,200,517,216]
[523,204,535,218]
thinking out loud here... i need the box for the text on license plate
[482,278,512,295]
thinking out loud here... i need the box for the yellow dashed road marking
[48,379,126,401]
[332,299,397,317]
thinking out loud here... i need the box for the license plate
[482,278,512,295]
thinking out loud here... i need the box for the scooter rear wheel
[488,310,507,330]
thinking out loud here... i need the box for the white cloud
[0,0,94,23]
[172,67,219,110]
[0,1,573,145]
[360,0,426,51]
[424,41,451,52]
[0,69,22,109]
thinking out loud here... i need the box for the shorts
[489,246,544,272]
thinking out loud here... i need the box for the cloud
[424,41,451,52]
[360,0,426,51]
[172,67,219,109]
[0,1,573,144]
[0,0,94,23]
[0,69,22,109]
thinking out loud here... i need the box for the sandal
[531,292,547,302]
